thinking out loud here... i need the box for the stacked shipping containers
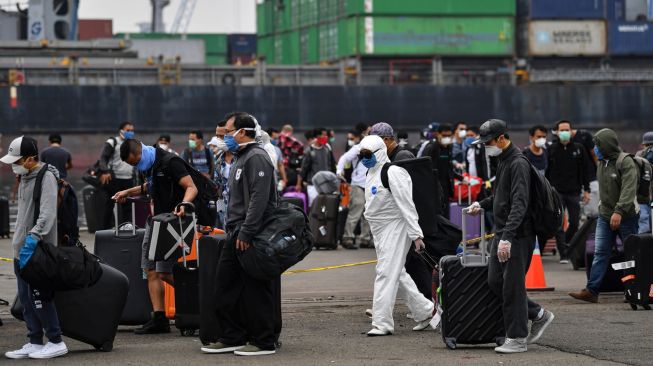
[257,0,516,65]
[114,33,230,65]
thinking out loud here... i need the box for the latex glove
[414,238,425,253]
[467,202,482,216]
[497,240,511,263]
[18,234,38,269]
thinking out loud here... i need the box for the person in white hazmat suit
[359,135,434,336]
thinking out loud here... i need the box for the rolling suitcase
[449,182,481,243]
[0,197,9,238]
[439,208,504,350]
[309,193,340,249]
[198,234,226,344]
[11,263,129,352]
[83,185,107,233]
[620,232,653,310]
[173,260,200,336]
[568,217,597,270]
[147,211,197,262]
[94,200,151,325]
[282,188,308,213]
[585,237,625,293]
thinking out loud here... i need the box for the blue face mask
[271,139,278,146]
[594,146,604,161]
[464,137,476,146]
[224,133,240,153]
[362,154,377,168]
[123,131,135,140]
[137,144,156,171]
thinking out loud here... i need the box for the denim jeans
[587,215,639,295]
[638,204,651,234]
[14,260,62,345]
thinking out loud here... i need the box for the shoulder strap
[616,152,631,172]
[33,164,52,226]
[380,163,392,193]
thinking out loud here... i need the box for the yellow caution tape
[283,260,377,275]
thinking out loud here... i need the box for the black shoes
[134,312,171,335]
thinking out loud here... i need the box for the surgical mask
[224,134,240,153]
[215,138,228,152]
[485,145,502,157]
[559,131,571,142]
[458,130,467,139]
[271,139,278,146]
[158,143,168,150]
[398,138,408,147]
[594,146,604,161]
[12,163,29,175]
[123,130,134,140]
[441,137,453,146]
[347,139,355,147]
[329,137,335,144]
[362,154,377,168]
[464,137,476,146]
[137,144,156,172]
[534,137,547,148]
[188,140,197,149]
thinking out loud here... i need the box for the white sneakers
[5,342,68,360]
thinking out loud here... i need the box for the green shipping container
[274,31,301,65]
[341,16,514,57]
[257,36,275,63]
[257,2,274,36]
[300,26,319,64]
[344,0,515,16]
[205,54,228,65]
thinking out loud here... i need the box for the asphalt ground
[0,232,651,365]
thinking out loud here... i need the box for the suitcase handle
[456,180,472,206]
[460,207,487,267]
[175,203,198,268]
[114,201,136,237]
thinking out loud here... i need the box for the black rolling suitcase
[439,209,504,350]
[620,232,653,310]
[83,185,108,233]
[0,197,9,238]
[309,193,340,249]
[198,234,226,344]
[173,260,200,336]
[11,263,128,352]
[94,200,151,325]
[585,238,625,293]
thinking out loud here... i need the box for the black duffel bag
[19,241,103,292]
[237,203,313,281]
[424,215,462,259]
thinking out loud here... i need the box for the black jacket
[226,143,277,243]
[423,141,460,199]
[480,143,532,243]
[545,141,591,195]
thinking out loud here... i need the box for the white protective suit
[360,135,434,334]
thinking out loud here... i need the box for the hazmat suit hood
[594,128,621,160]
[359,135,389,172]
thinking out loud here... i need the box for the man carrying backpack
[2,136,68,359]
[635,131,653,234]
[113,139,199,334]
[570,129,640,303]
[468,119,554,354]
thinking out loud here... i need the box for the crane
[170,0,197,34]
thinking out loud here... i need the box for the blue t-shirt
[182,148,213,175]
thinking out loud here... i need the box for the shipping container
[607,0,626,20]
[257,1,274,36]
[257,35,275,62]
[530,0,606,19]
[274,31,301,64]
[300,26,319,63]
[341,16,514,57]
[228,34,257,55]
[129,39,206,64]
[608,21,653,55]
[625,0,648,20]
[205,54,229,65]
[528,20,607,56]
[78,19,112,40]
[344,0,516,16]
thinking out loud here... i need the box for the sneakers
[366,327,391,336]
[365,309,373,318]
[234,344,276,356]
[28,342,68,359]
[201,342,245,354]
[134,312,171,334]
[412,317,433,331]
[5,343,43,359]
[340,238,357,250]
[495,338,527,354]
[559,259,569,264]
[527,310,555,344]
[568,288,598,303]
[359,240,374,249]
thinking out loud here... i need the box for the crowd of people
[2,114,652,358]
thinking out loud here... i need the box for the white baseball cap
[0,136,39,164]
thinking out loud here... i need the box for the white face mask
[534,138,547,148]
[485,145,502,157]
[347,139,355,147]
[441,137,453,146]
[12,163,29,175]
[398,138,408,147]
[458,130,467,139]
[215,138,229,152]
[158,143,169,150]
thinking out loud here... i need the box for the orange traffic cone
[526,241,555,291]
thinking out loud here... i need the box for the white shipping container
[130,39,206,64]
[528,20,606,56]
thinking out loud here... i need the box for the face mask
[317,136,329,146]
[347,139,355,147]
[271,139,278,146]
[158,143,168,150]
[534,137,547,148]
[594,146,604,161]
[458,130,467,139]
[362,154,377,168]
[188,140,197,149]
[464,137,476,146]
[441,137,453,146]
[12,163,29,175]
[215,138,228,152]
[123,131,134,140]
[224,133,240,153]
[398,138,408,147]
[329,137,335,144]
[485,145,502,157]
[559,131,571,142]
[136,144,156,171]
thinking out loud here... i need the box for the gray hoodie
[12,164,59,258]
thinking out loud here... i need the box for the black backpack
[520,156,564,241]
[34,164,79,247]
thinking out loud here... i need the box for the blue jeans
[638,204,651,234]
[14,260,62,345]
[587,215,639,295]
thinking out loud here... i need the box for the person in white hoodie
[359,135,434,336]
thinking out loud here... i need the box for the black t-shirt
[573,129,597,181]
[149,148,190,215]
[41,146,71,179]
[522,147,548,174]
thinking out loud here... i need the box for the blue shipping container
[608,21,653,55]
[228,34,257,55]
[607,0,625,20]
[531,0,606,19]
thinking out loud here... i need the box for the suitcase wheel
[181,328,196,337]
[95,342,113,352]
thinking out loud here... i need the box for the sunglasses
[358,149,378,160]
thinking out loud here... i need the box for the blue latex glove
[18,234,38,269]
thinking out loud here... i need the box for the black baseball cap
[472,119,507,145]
[1,136,38,164]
